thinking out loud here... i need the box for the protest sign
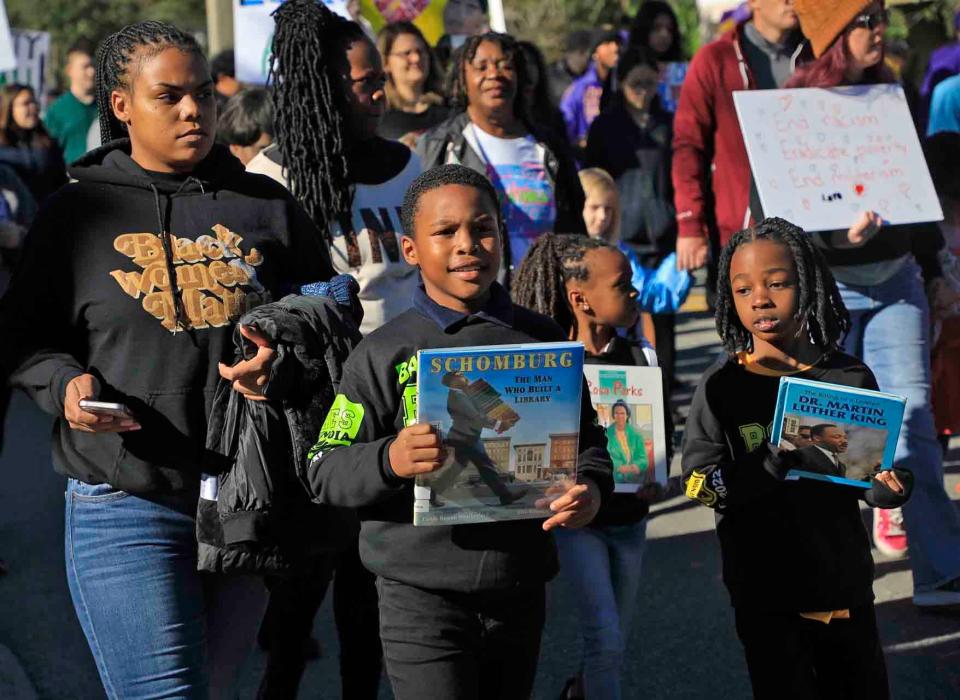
[0,1,17,74]
[734,84,943,232]
[233,0,350,85]
[1,30,50,97]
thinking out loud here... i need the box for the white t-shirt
[467,125,556,267]
[247,147,422,335]
[329,152,422,335]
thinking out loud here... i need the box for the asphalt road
[1,297,959,699]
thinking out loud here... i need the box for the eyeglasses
[388,48,426,61]
[469,58,515,75]
[851,9,888,31]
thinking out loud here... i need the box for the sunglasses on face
[850,8,888,31]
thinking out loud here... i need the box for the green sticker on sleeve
[308,395,366,459]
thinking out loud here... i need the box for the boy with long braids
[1,20,334,698]
[682,218,912,698]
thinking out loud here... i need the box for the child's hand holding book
[540,479,602,532]
[388,424,449,479]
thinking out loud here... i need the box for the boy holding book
[305,164,613,700]
[682,218,912,699]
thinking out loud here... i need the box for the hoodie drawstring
[150,182,193,335]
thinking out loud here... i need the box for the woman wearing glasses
[418,32,585,277]
[376,22,448,148]
[786,0,960,610]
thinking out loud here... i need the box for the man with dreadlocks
[0,19,336,699]
[681,218,912,699]
[246,1,421,696]
[417,31,586,278]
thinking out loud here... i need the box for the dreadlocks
[446,32,531,126]
[269,0,365,236]
[715,217,850,355]
[94,21,203,145]
[400,163,501,236]
[511,233,611,334]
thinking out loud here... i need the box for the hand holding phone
[65,375,140,433]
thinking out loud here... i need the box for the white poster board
[1,30,50,97]
[233,0,350,85]
[734,85,943,232]
[0,1,18,73]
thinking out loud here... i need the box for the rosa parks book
[413,342,584,526]
[583,365,667,492]
[770,377,906,488]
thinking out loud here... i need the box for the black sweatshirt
[0,140,334,495]
[305,283,614,593]
[681,351,908,612]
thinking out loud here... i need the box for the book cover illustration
[414,342,584,526]
[583,365,667,492]
[770,377,906,488]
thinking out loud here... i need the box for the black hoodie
[0,140,334,496]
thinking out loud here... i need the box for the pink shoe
[873,507,908,558]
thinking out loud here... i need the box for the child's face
[583,190,617,240]
[571,247,639,328]
[402,183,502,312]
[729,239,801,348]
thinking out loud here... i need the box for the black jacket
[0,140,334,495]
[585,102,677,261]
[198,287,362,574]
[416,111,587,269]
[681,352,912,612]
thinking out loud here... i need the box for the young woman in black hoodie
[0,21,334,699]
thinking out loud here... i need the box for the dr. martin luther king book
[770,377,906,488]
[413,342,584,526]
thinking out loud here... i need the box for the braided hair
[511,233,612,334]
[446,32,531,126]
[715,217,850,355]
[94,21,204,145]
[270,0,365,236]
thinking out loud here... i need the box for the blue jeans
[838,260,960,592]
[554,521,648,700]
[65,479,267,699]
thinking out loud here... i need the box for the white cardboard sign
[233,0,350,85]
[734,85,943,232]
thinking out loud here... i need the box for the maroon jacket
[672,22,802,244]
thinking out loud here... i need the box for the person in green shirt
[44,44,97,163]
[605,399,650,484]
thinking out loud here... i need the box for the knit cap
[794,0,874,58]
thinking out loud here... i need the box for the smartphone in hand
[78,400,133,419]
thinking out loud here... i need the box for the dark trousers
[257,554,336,699]
[377,577,545,700]
[734,604,889,700]
[334,543,384,699]
[256,543,383,699]
[650,312,676,392]
[434,442,512,500]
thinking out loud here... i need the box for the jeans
[554,521,648,700]
[65,479,267,699]
[838,260,960,592]
[376,577,545,700]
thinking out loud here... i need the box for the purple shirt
[560,64,605,144]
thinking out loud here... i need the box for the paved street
[1,290,959,699]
